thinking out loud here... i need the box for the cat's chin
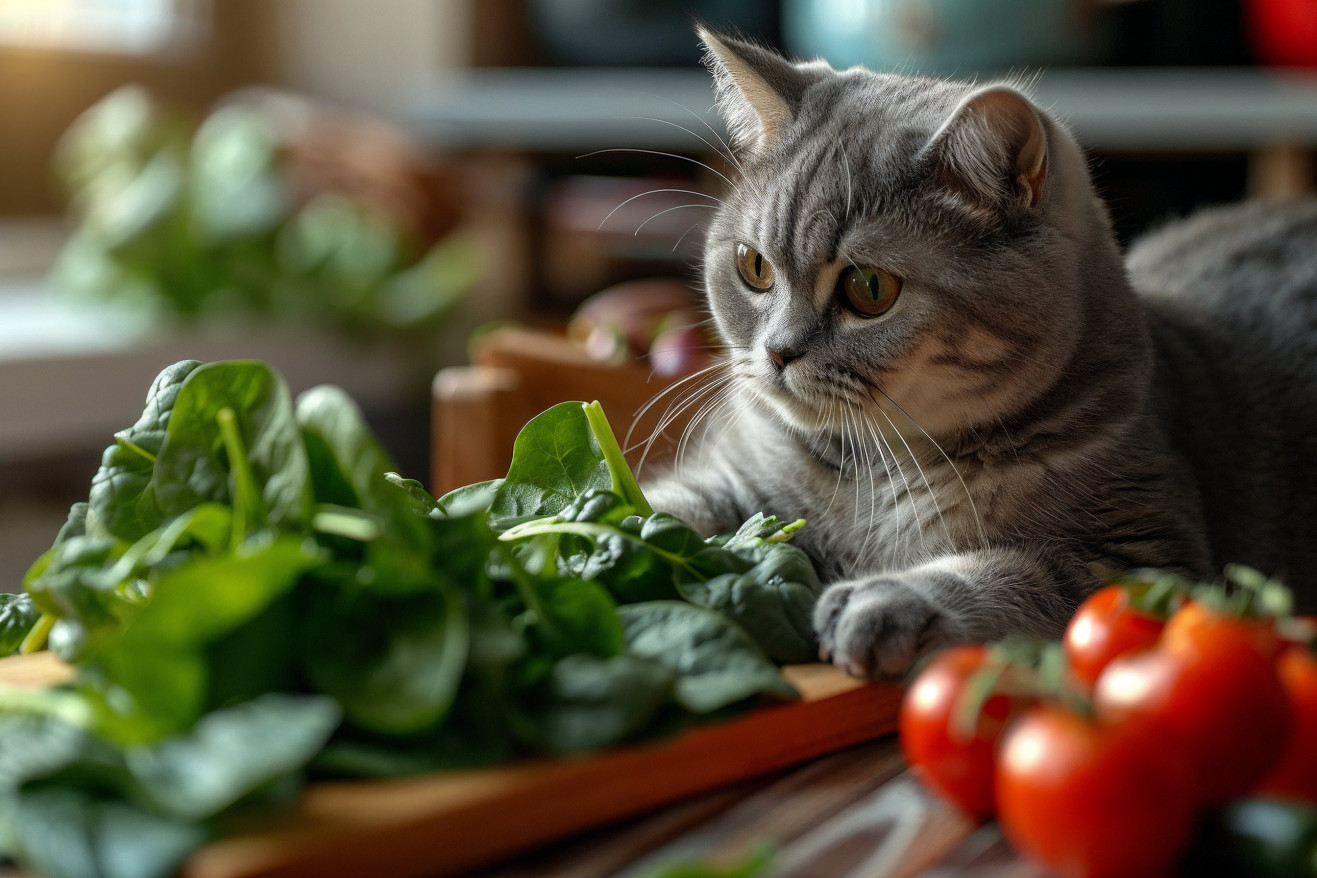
[749,384,838,435]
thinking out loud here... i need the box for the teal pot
[782,0,1112,75]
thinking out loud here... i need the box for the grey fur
[641,31,1317,680]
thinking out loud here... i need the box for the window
[0,0,208,55]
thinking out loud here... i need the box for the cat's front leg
[814,548,1091,679]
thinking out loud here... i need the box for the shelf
[405,66,1317,154]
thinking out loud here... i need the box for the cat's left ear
[924,87,1049,211]
[698,26,825,154]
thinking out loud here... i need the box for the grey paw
[813,577,960,680]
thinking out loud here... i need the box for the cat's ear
[924,86,1049,211]
[698,26,822,153]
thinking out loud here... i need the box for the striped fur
[643,31,1317,679]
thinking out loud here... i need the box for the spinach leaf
[124,694,339,821]
[153,361,311,537]
[7,785,206,878]
[678,540,822,664]
[706,513,806,550]
[299,587,468,736]
[618,602,797,715]
[87,360,203,543]
[296,385,425,546]
[520,653,675,754]
[491,401,615,521]
[0,594,40,656]
[25,505,233,662]
[86,537,322,742]
[531,577,625,660]
[23,536,130,660]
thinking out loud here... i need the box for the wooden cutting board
[0,652,904,878]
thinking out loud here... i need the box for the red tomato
[996,705,1197,878]
[1162,599,1283,661]
[1256,646,1317,803]
[1094,628,1291,805]
[1063,584,1169,690]
[899,645,1029,820]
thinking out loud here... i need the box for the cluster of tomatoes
[899,568,1317,878]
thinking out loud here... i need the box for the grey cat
[642,28,1317,680]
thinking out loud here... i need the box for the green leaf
[0,594,41,656]
[534,577,624,660]
[88,360,203,543]
[491,402,614,521]
[434,478,503,517]
[25,505,233,662]
[679,541,822,664]
[189,105,286,243]
[617,602,797,715]
[125,694,340,821]
[8,785,206,878]
[521,653,675,753]
[374,233,478,328]
[153,361,311,534]
[299,586,468,736]
[86,537,322,741]
[296,386,422,541]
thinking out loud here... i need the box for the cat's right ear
[923,86,1049,214]
[698,26,823,154]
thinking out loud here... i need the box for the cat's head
[697,28,1120,446]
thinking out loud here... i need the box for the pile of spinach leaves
[0,359,822,878]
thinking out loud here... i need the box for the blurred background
[1,0,1315,589]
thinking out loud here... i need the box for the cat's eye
[735,244,776,291]
[838,266,902,317]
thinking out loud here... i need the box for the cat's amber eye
[735,244,776,291]
[838,266,902,317]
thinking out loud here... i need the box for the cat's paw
[814,577,961,680]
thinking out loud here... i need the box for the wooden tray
[0,653,903,878]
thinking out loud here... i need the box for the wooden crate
[431,326,701,495]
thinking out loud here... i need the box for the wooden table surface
[471,736,1044,878]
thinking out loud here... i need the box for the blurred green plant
[51,87,477,337]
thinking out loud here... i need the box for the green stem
[217,407,259,551]
[583,401,652,516]
[19,613,55,654]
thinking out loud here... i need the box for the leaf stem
[582,401,652,516]
[18,612,54,654]
[217,407,259,550]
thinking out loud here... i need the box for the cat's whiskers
[856,404,918,563]
[625,105,746,177]
[868,383,988,547]
[676,374,740,471]
[847,401,887,562]
[673,218,710,253]
[596,189,724,232]
[825,400,849,515]
[634,203,720,236]
[630,365,736,473]
[867,398,941,560]
[577,148,736,189]
[628,359,728,442]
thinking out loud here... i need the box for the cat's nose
[766,345,803,371]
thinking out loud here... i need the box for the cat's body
[643,30,1317,679]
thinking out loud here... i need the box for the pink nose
[766,346,801,371]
